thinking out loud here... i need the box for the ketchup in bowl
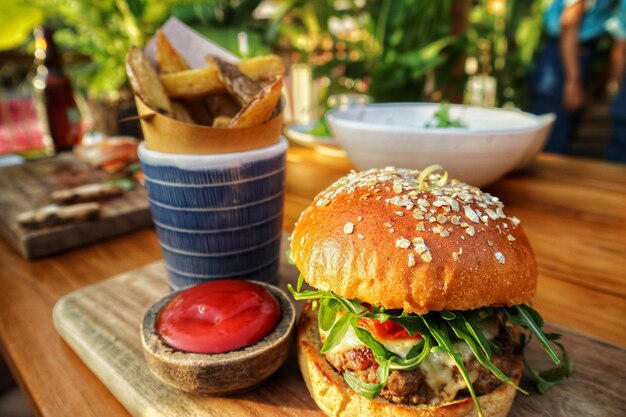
[156,280,281,354]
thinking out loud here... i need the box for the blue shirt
[606,0,626,38]
[544,0,625,41]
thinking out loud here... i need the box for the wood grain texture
[53,249,626,417]
[54,254,323,417]
[0,152,152,259]
[0,146,624,417]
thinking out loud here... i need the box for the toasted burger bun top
[290,167,537,313]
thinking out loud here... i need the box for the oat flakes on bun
[289,166,571,417]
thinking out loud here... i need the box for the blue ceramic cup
[138,139,287,290]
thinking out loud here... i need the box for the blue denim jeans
[529,37,597,154]
[607,76,626,163]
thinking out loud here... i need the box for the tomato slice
[358,316,421,341]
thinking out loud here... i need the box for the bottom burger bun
[297,302,522,417]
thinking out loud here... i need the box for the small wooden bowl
[141,281,296,395]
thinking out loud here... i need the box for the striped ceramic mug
[138,139,287,290]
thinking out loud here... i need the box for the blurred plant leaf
[0,1,43,50]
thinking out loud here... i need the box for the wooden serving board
[53,249,626,417]
[0,152,151,259]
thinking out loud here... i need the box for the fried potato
[230,78,282,128]
[171,102,195,124]
[211,56,260,106]
[204,94,241,119]
[212,116,232,127]
[180,99,214,125]
[126,45,172,115]
[160,55,285,99]
[160,66,227,98]
[155,30,189,73]
[235,55,285,82]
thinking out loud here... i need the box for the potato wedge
[230,78,283,128]
[212,116,232,127]
[155,30,189,73]
[204,94,241,119]
[126,45,172,115]
[160,55,285,99]
[211,56,260,106]
[235,55,285,82]
[171,102,195,124]
[180,99,214,125]
[160,66,227,98]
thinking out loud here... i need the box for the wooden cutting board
[0,152,151,259]
[53,247,626,417]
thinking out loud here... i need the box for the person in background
[529,0,615,154]
[606,5,626,162]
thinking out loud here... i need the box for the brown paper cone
[135,96,284,154]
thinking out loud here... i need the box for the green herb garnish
[527,335,572,394]
[425,103,466,128]
[289,283,572,417]
[306,119,332,138]
[285,249,295,265]
[505,305,560,364]
[107,178,135,191]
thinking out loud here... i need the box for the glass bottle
[32,27,82,152]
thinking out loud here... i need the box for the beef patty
[324,324,522,405]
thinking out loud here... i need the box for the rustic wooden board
[53,247,626,417]
[0,152,151,259]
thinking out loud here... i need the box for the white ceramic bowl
[326,103,555,187]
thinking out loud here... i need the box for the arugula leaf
[405,338,428,360]
[390,337,432,370]
[448,318,528,395]
[370,304,387,314]
[285,249,295,265]
[289,282,571,409]
[366,312,392,323]
[505,305,560,364]
[287,285,332,302]
[376,358,391,386]
[441,311,456,320]
[320,311,352,354]
[388,313,429,337]
[527,338,572,393]
[421,314,484,417]
[343,356,391,400]
[457,312,492,359]
[343,371,385,399]
[318,298,339,332]
[430,345,448,354]
[334,294,368,315]
[289,283,367,315]
[354,316,432,371]
[352,321,394,361]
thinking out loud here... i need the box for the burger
[288,166,570,417]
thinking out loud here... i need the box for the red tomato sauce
[156,280,281,354]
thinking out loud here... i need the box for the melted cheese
[419,342,478,403]
[320,325,363,353]
[319,315,500,403]
[320,325,421,358]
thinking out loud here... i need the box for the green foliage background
[0,0,546,108]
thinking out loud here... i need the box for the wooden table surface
[0,145,625,417]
